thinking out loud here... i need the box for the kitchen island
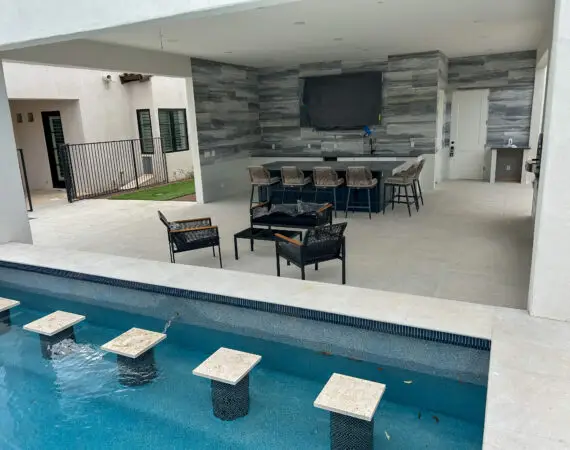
[260,160,407,213]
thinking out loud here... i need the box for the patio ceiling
[90,0,553,67]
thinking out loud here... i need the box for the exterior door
[41,111,66,189]
[449,89,489,180]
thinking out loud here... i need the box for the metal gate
[59,138,169,202]
[17,148,33,212]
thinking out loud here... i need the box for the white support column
[528,0,570,320]
[0,61,32,244]
[185,60,204,204]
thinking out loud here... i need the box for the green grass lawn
[110,180,195,201]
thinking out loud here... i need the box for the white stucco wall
[5,62,193,191]
[4,62,136,142]
[0,63,32,244]
[10,99,84,190]
[151,76,194,180]
[125,75,194,181]
[528,0,570,321]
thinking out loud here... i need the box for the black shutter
[136,109,154,154]
[158,109,189,153]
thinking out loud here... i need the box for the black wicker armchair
[275,222,348,284]
[158,211,222,267]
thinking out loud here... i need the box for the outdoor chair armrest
[275,233,303,246]
[317,203,333,213]
[170,225,219,234]
[171,217,212,225]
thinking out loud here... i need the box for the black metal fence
[17,149,33,212]
[59,138,170,202]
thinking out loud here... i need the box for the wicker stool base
[211,375,250,421]
[40,327,76,360]
[330,412,373,450]
[117,349,158,387]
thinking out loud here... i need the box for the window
[158,109,189,153]
[136,109,154,154]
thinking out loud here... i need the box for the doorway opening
[41,111,66,189]
[449,89,489,180]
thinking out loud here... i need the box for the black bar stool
[281,166,312,203]
[313,166,344,217]
[412,159,426,206]
[383,164,420,217]
[345,167,378,220]
[247,166,280,208]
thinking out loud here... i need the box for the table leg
[234,236,239,260]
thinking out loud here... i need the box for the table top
[193,347,262,385]
[314,373,386,421]
[24,310,85,336]
[102,327,166,358]
[262,160,406,176]
[0,298,20,313]
[234,228,300,240]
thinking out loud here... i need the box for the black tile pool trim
[0,261,491,351]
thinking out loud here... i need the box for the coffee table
[233,227,302,260]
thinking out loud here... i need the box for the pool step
[0,297,20,333]
[23,310,85,359]
[102,327,166,386]
[193,347,262,421]
[314,373,386,450]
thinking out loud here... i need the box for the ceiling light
[293,21,306,25]
[224,51,233,54]
[334,37,343,41]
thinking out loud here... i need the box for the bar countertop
[251,150,429,158]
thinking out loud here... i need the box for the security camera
[102,74,113,82]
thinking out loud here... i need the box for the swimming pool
[0,283,486,449]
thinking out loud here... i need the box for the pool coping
[0,243,568,449]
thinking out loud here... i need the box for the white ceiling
[92,0,552,67]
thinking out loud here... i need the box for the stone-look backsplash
[446,51,537,147]
[191,58,260,164]
[259,52,445,156]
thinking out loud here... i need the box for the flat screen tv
[301,72,383,130]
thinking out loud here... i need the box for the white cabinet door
[449,89,489,180]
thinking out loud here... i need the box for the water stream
[162,312,180,334]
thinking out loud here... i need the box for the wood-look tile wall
[446,51,537,147]
[190,50,536,161]
[191,58,260,164]
[259,52,445,155]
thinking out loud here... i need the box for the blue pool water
[0,287,486,449]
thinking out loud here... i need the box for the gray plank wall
[384,52,444,153]
[191,58,260,165]
[258,52,445,155]
[446,51,537,147]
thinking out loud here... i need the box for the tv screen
[301,72,383,130]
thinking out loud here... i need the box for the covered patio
[2,0,570,448]
[29,180,533,309]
